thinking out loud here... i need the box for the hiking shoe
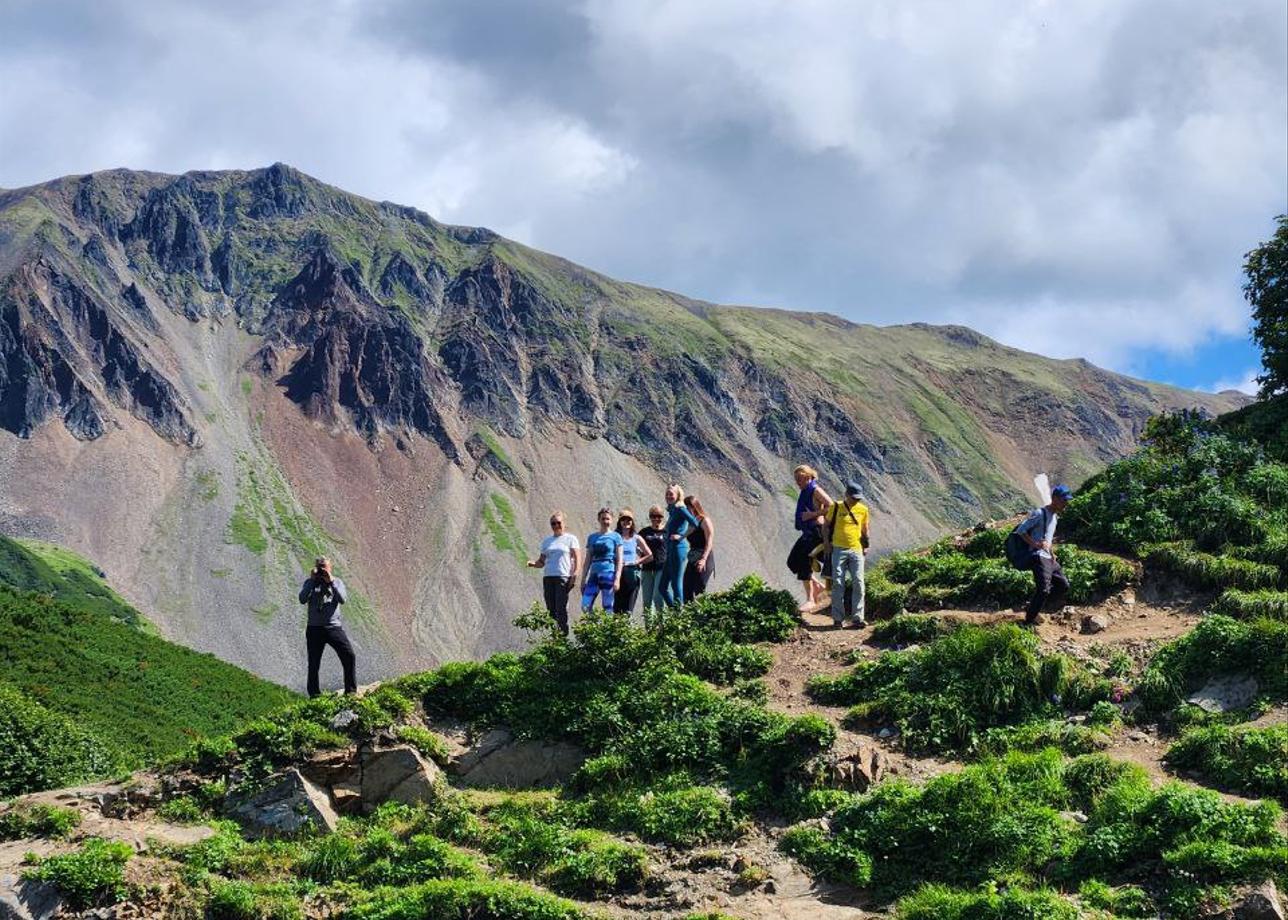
[1022,614,1045,627]
[845,618,867,630]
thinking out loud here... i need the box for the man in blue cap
[1013,485,1073,625]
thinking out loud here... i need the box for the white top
[540,533,581,577]
[1017,507,1059,559]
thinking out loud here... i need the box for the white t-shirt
[540,533,580,577]
[1017,507,1059,559]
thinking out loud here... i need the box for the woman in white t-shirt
[527,511,581,635]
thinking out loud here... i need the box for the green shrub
[1144,543,1281,592]
[158,795,206,824]
[679,575,799,642]
[976,718,1111,758]
[0,683,121,797]
[1077,879,1154,917]
[0,802,80,840]
[894,883,1079,920]
[1211,589,1288,620]
[1167,723,1288,801]
[567,776,741,847]
[865,571,909,619]
[869,614,946,645]
[345,878,588,920]
[394,725,451,766]
[206,880,303,920]
[1137,615,1288,714]
[23,837,133,909]
[807,624,1109,755]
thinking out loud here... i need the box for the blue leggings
[581,567,616,611]
[659,539,689,607]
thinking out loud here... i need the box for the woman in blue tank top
[659,484,699,608]
[613,508,653,615]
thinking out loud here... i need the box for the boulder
[0,873,62,920]
[1080,613,1111,635]
[1235,880,1286,920]
[1188,675,1259,714]
[450,729,585,789]
[825,744,889,793]
[359,746,442,811]
[225,768,339,836]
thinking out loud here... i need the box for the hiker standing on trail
[638,506,669,618]
[582,507,625,613]
[528,511,581,635]
[1015,485,1073,625]
[613,508,653,615]
[821,481,870,628]
[299,556,357,697]
[787,465,833,612]
[660,484,700,608]
[683,495,716,602]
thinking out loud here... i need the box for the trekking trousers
[1026,555,1070,620]
[660,539,689,607]
[640,568,665,617]
[614,565,642,614]
[831,549,866,624]
[684,551,716,602]
[542,575,572,635]
[306,624,357,697]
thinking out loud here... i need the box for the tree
[1244,215,1288,397]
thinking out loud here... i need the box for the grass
[0,536,142,627]
[0,576,296,790]
[1167,723,1288,802]
[1210,588,1288,620]
[1136,615,1288,715]
[806,623,1111,755]
[0,802,81,840]
[782,748,1288,915]
[482,493,528,567]
[23,837,134,909]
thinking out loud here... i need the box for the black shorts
[787,532,821,581]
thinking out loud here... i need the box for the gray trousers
[640,568,666,617]
[832,548,866,624]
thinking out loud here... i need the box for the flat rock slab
[451,729,585,789]
[227,768,339,836]
[1189,675,1259,714]
[359,746,442,811]
[0,873,61,920]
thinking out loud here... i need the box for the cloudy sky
[2,0,1284,392]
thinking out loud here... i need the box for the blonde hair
[794,464,818,480]
[668,483,685,503]
[648,504,665,518]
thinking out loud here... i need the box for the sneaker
[1022,614,1045,627]
[849,619,867,630]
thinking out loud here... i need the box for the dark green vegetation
[0,535,141,626]
[1244,214,1288,398]
[807,623,1116,755]
[0,801,80,840]
[866,527,1136,618]
[783,749,1288,916]
[1063,412,1288,594]
[1136,615,1288,715]
[1167,723,1288,802]
[24,838,135,910]
[0,546,297,794]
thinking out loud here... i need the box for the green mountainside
[0,536,297,796]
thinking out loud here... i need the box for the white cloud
[0,0,1283,382]
[1210,369,1262,396]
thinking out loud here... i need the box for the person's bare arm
[813,487,833,527]
[613,545,624,589]
[527,553,548,569]
[635,535,653,567]
[698,518,714,571]
[568,547,581,586]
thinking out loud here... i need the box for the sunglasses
[649,514,663,519]
[550,520,564,527]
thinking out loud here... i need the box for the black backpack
[1004,509,1049,571]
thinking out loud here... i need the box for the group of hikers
[528,485,716,635]
[296,467,1074,694]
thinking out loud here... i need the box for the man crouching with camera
[298,556,357,697]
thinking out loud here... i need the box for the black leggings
[684,552,715,602]
[614,566,642,614]
[306,624,357,697]
[543,576,572,635]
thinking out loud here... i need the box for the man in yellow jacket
[821,481,870,628]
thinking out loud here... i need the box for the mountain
[0,164,1244,686]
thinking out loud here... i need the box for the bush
[1167,723,1288,801]
[680,575,799,643]
[0,683,121,797]
[1210,589,1288,620]
[345,878,588,920]
[807,624,1109,755]
[1137,615,1288,714]
[1077,879,1155,917]
[894,883,1079,920]
[0,802,80,840]
[782,748,1288,912]
[206,880,302,920]
[394,725,451,766]
[566,776,742,847]
[23,837,133,909]
[869,614,946,645]
[1144,543,1281,592]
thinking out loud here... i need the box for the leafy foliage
[1167,722,1288,801]
[783,749,1288,914]
[1210,588,1288,620]
[806,624,1110,755]
[0,802,80,840]
[1244,214,1288,397]
[0,536,141,626]
[0,683,121,798]
[1136,615,1288,714]
[24,837,134,909]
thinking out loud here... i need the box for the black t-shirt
[639,526,668,571]
[688,518,708,556]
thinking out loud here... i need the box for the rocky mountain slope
[0,164,1243,686]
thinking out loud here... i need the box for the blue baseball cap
[845,481,865,499]
[1052,485,1074,500]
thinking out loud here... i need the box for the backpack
[1005,509,1050,571]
